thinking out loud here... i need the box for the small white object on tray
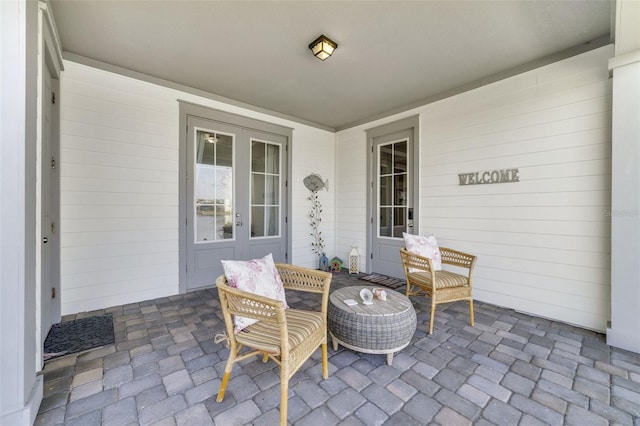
[343,299,358,306]
[360,288,374,305]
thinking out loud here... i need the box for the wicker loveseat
[400,247,477,334]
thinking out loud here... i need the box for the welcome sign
[458,168,519,186]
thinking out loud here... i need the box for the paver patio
[36,272,640,425]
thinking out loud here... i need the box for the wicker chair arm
[276,263,332,316]
[215,276,286,327]
[276,264,331,293]
[399,248,436,273]
[439,247,477,271]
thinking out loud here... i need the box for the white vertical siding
[336,45,613,331]
[60,61,335,314]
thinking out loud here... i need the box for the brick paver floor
[36,272,640,425]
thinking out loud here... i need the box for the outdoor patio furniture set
[215,239,476,424]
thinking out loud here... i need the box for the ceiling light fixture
[309,35,338,61]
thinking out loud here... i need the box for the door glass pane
[379,176,392,206]
[266,144,280,174]
[394,175,406,206]
[251,140,280,238]
[251,173,265,204]
[266,207,279,236]
[251,206,265,237]
[265,175,279,205]
[394,207,406,238]
[195,130,233,242]
[252,141,265,173]
[378,140,409,238]
[379,207,392,237]
[394,141,407,173]
[380,146,392,175]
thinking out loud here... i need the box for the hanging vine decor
[308,190,325,256]
[303,174,328,262]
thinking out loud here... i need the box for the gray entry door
[41,65,53,352]
[368,116,419,278]
[185,116,288,290]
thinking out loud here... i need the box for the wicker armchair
[400,247,477,334]
[215,264,332,426]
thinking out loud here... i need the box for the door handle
[236,221,242,227]
[43,236,48,244]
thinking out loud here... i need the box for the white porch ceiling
[50,0,612,130]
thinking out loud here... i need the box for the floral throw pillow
[403,232,442,271]
[221,253,287,332]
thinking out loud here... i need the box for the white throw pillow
[221,253,287,332]
[403,232,442,271]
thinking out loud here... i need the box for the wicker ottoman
[328,286,417,365]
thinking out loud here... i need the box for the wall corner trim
[608,48,640,70]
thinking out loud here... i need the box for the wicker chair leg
[217,371,231,402]
[262,353,269,363]
[469,299,475,326]
[321,343,328,379]
[429,297,437,335]
[280,373,288,426]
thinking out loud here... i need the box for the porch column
[607,0,640,353]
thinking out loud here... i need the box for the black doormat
[44,314,114,361]
[360,274,406,290]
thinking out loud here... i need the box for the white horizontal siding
[60,62,179,315]
[60,60,335,315]
[289,126,336,268]
[335,133,368,271]
[336,45,613,331]
[421,46,612,331]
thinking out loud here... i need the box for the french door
[368,116,419,278]
[185,115,288,291]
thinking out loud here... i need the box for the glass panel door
[184,113,289,291]
[194,130,234,242]
[368,116,417,279]
[378,140,408,238]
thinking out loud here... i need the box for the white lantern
[349,247,360,274]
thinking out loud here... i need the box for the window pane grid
[251,140,281,238]
[378,140,408,238]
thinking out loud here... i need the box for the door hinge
[285,180,288,188]
[51,157,56,169]
[285,252,288,261]
[371,217,373,224]
[285,216,288,223]
[51,288,56,299]
[51,222,56,234]
[51,92,55,104]
[370,253,373,259]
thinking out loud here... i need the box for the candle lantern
[349,247,360,274]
